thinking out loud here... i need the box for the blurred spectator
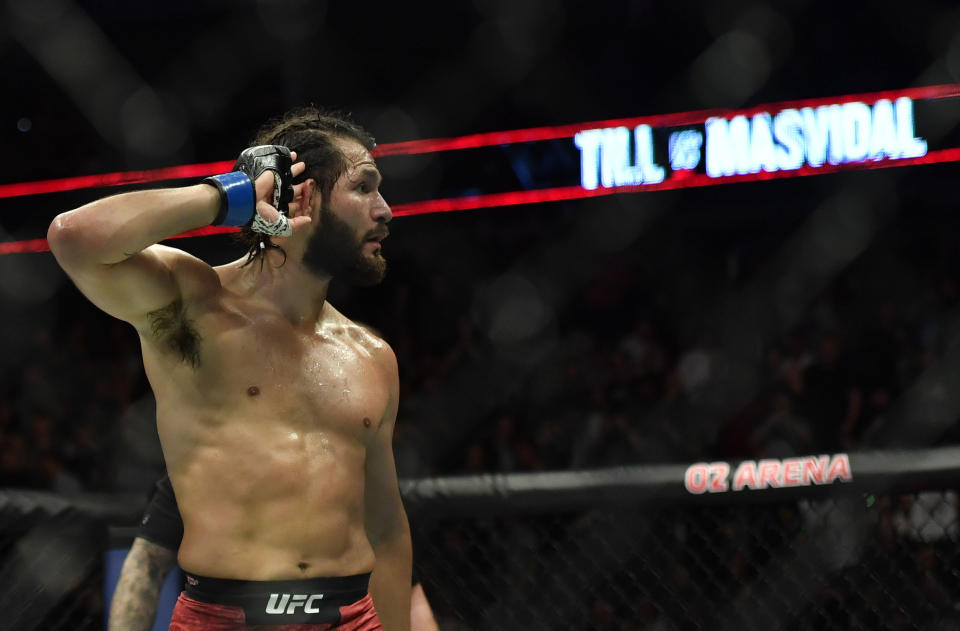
[673,331,714,402]
[39,452,84,494]
[749,389,812,458]
[797,333,862,452]
[0,434,34,488]
[777,331,813,395]
[849,385,894,448]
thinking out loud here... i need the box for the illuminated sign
[705,99,926,175]
[574,125,665,189]
[378,84,957,214]
[683,454,853,494]
[576,97,931,191]
[1,84,958,256]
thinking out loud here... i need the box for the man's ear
[293,178,320,219]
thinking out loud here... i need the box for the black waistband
[184,573,370,625]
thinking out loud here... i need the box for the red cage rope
[373,84,960,156]
[3,83,958,201]
[2,83,959,255]
[0,161,235,200]
[6,147,958,257]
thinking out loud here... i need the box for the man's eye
[358,183,369,192]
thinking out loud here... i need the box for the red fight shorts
[169,573,381,630]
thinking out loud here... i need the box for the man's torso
[139,264,390,580]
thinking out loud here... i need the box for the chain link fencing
[413,492,960,630]
[1,449,959,630]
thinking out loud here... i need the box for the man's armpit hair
[147,298,201,367]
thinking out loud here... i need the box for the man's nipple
[247,386,260,397]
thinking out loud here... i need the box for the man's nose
[373,193,392,223]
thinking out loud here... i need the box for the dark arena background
[2,1,960,629]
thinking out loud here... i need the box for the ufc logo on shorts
[265,593,325,614]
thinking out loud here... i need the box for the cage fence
[0,448,958,631]
[413,493,960,630]
[402,449,960,630]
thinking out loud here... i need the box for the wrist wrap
[204,172,255,227]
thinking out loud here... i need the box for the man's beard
[302,205,387,286]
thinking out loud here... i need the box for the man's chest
[196,317,390,435]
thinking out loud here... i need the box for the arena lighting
[1,84,958,255]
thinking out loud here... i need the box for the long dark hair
[236,107,376,268]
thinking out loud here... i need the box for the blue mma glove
[204,145,295,236]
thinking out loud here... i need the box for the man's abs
[163,412,376,580]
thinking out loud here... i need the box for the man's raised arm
[47,146,307,330]
[47,184,223,328]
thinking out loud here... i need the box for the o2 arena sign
[684,454,853,495]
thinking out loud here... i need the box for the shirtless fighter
[48,108,411,630]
